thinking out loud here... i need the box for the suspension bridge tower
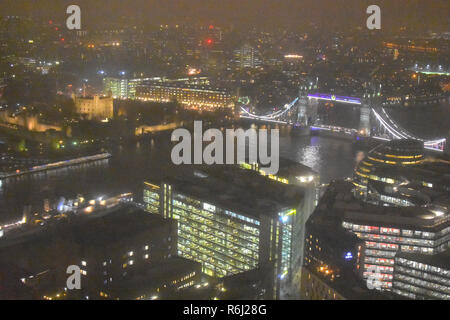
[360,85,382,137]
[297,84,318,127]
[360,96,372,136]
[297,85,309,126]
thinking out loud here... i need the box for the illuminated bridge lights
[240,97,299,121]
[240,93,446,153]
[307,93,362,105]
[372,108,446,152]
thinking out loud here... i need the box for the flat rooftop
[277,157,318,178]
[315,180,449,231]
[68,205,173,246]
[242,156,318,178]
[107,256,202,298]
[0,204,172,249]
[159,164,305,220]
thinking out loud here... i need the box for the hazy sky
[0,0,448,31]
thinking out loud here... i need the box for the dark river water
[0,101,449,222]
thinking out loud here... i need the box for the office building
[392,251,449,299]
[103,77,149,100]
[301,140,450,299]
[144,164,308,298]
[353,140,449,207]
[106,256,202,300]
[301,179,449,300]
[0,204,186,300]
[162,265,274,300]
[301,206,372,300]
[239,158,319,274]
[234,44,262,70]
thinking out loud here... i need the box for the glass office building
[143,165,305,298]
[341,218,449,291]
[103,77,150,100]
[352,140,449,207]
[393,253,449,299]
[302,172,449,299]
[239,158,319,277]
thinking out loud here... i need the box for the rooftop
[158,164,304,219]
[276,157,318,178]
[316,180,449,231]
[0,204,173,249]
[242,156,318,179]
[68,205,173,246]
[107,256,202,299]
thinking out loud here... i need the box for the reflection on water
[0,103,448,222]
[1,134,360,222]
[280,134,363,184]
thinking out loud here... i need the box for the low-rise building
[0,204,186,300]
[73,95,114,121]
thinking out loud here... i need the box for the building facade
[73,95,114,121]
[301,141,450,299]
[0,205,185,300]
[103,77,148,100]
[234,44,262,70]
[136,83,236,112]
[143,165,307,298]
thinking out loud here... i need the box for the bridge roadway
[239,93,446,152]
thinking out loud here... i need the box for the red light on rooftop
[209,25,214,30]
[206,38,213,45]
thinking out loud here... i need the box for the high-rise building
[352,140,448,207]
[238,158,319,270]
[234,44,262,70]
[103,77,149,100]
[301,140,450,300]
[143,164,311,298]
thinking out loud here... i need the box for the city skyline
[0,0,448,31]
[0,0,448,304]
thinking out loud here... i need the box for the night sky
[0,0,449,31]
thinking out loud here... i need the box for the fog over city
[0,0,448,306]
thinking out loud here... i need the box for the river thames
[0,101,448,222]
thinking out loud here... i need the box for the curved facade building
[353,140,429,207]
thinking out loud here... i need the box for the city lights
[0,0,448,305]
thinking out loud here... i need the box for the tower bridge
[239,89,446,152]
